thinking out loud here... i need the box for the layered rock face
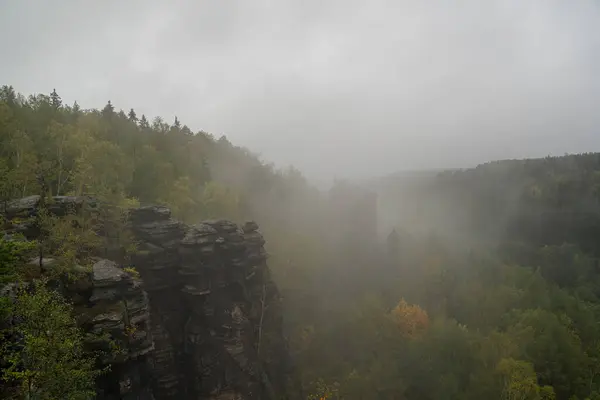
[84,259,155,400]
[1,197,294,399]
[130,207,291,399]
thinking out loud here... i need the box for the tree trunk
[257,283,266,356]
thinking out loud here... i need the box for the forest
[2,85,600,399]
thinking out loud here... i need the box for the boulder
[93,259,127,288]
[129,205,171,224]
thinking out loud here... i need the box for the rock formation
[83,259,155,400]
[1,196,295,399]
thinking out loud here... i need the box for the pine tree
[50,88,62,109]
[139,114,149,129]
[69,101,81,125]
[0,85,17,105]
[182,125,193,135]
[101,100,114,118]
[128,108,138,122]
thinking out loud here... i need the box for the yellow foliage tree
[390,299,429,339]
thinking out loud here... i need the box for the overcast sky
[1,0,600,183]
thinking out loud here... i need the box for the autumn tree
[390,299,429,339]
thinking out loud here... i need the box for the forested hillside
[0,84,329,339]
[3,84,600,399]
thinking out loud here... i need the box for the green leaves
[0,234,36,284]
[1,280,100,399]
[496,358,555,400]
[505,309,589,398]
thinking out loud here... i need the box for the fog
[2,0,600,184]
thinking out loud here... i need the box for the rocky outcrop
[1,197,294,399]
[2,196,155,399]
[128,206,187,398]
[130,206,292,399]
[83,259,155,400]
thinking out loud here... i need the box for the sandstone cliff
[1,196,295,399]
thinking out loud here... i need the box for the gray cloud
[2,0,600,184]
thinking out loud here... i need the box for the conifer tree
[101,100,114,118]
[128,108,137,122]
[139,114,149,129]
[50,88,62,109]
